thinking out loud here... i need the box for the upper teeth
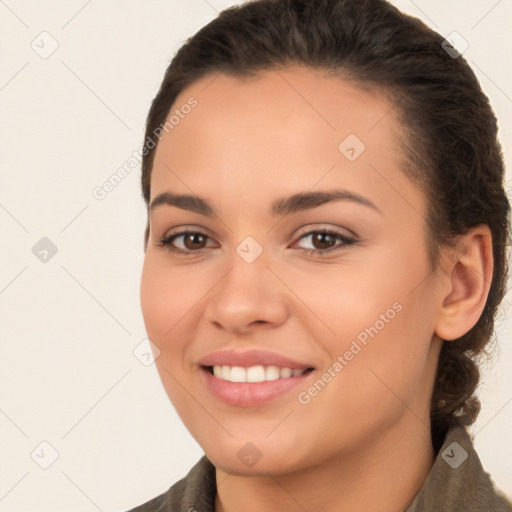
[212,365,307,383]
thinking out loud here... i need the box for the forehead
[150,66,420,218]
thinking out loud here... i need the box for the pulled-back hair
[140,0,510,443]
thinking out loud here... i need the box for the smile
[209,364,310,382]
[200,365,314,406]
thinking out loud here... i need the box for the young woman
[132,0,512,510]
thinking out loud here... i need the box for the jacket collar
[171,426,511,512]
[405,425,511,511]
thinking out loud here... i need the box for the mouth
[203,364,314,382]
[199,364,315,406]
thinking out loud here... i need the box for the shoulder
[125,455,217,512]
[407,426,512,512]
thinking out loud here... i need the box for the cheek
[310,235,434,343]
[141,256,196,336]
[140,256,205,376]
[286,251,412,342]
[290,239,436,401]
[139,257,202,408]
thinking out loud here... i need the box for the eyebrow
[149,189,382,217]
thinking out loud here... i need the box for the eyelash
[157,228,356,257]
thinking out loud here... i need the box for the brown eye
[294,229,356,256]
[158,230,217,255]
[182,232,208,250]
[311,232,337,250]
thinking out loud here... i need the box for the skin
[140,66,493,512]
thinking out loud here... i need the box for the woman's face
[140,66,446,475]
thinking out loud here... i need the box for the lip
[198,349,314,370]
[199,366,314,406]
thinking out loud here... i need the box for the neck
[215,416,435,512]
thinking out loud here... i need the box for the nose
[203,253,289,335]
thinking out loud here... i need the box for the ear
[434,225,493,341]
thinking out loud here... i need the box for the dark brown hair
[140,0,510,443]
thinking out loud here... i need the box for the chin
[205,448,298,477]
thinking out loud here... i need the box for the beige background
[0,0,511,510]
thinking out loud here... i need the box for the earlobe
[434,225,493,341]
